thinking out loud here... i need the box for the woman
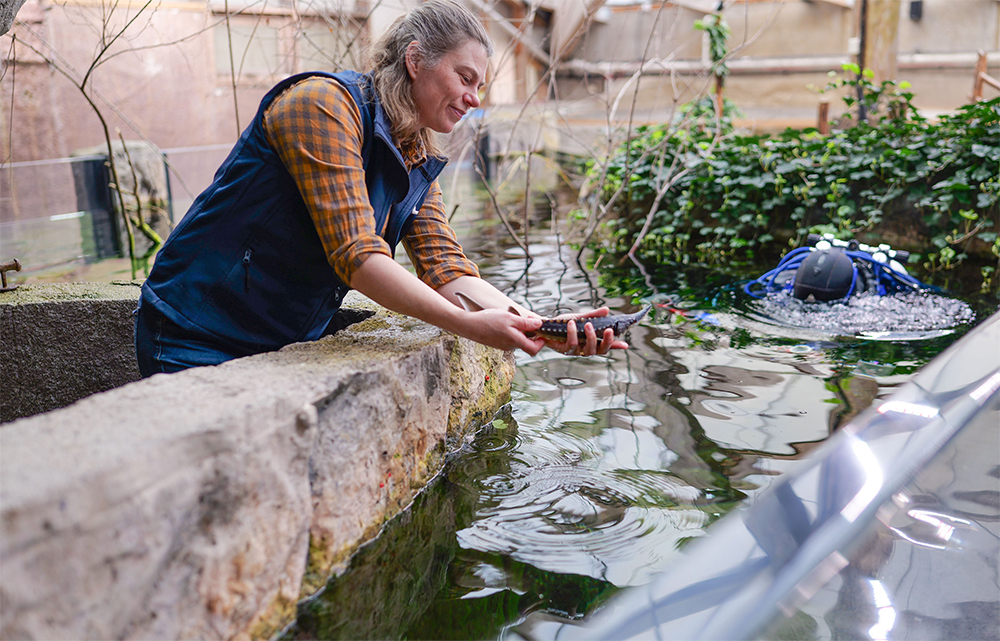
[135,0,625,377]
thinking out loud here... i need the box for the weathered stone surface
[0,0,27,35]
[0,281,143,423]
[288,464,464,640]
[0,291,515,640]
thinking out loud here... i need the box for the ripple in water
[454,463,708,587]
[749,290,975,338]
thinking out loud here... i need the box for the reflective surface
[748,289,976,339]
[283,169,995,640]
[565,311,1000,641]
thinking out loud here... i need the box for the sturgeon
[454,292,651,341]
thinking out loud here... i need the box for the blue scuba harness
[745,233,935,301]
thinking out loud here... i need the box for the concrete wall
[0,281,143,423]
[0,289,516,639]
[556,0,1000,119]
[0,0,371,165]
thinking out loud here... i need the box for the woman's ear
[405,41,421,80]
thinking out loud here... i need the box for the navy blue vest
[142,71,446,355]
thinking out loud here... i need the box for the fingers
[566,319,579,354]
[507,317,544,354]
[546,321,629,356]
[525,336,547,356]
[577,306,611,320]
[462,308,544,354]
[561,320,600,356]
[514,313,544,333]
[597,327,616,354]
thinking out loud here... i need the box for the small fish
[455,292,651,341]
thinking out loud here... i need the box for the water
[284,173,994,640]
[748,289,976,339]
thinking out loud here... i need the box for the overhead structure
[546,0,607,64]
[467,0,551,65]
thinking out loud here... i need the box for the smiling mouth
[451,107,466,119]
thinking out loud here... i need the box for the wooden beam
[466,0,551,66]
[557,52,1000,78]
[805,0,854,7]
[863,0,901,85]
[818,99,831,135]
[973,50,989,101]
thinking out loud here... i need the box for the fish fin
[454,292,486,312]
[455,292,524,319]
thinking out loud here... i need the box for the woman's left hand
[540,308,629,356]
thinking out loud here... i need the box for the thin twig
[473,160,529,254]
[223,0,240,134]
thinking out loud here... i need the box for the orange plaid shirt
[263,76,480,289]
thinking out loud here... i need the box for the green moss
[300,334,514,606]
[248,591,299,641]
[0,282,141,305]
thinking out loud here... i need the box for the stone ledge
[0,281,144,423]
[0,291,515,640]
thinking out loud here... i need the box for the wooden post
[715,77,725,120]
[864,0,901,86]
[818,100,830,135]
[972,50,988,102]
[511,1,528,103]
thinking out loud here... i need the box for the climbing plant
[585,66,1000,273]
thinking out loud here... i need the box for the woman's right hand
[456,308,545,354]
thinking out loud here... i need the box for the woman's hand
[434,276,629,356]
[458,308,546,354]
[540,308,629,357]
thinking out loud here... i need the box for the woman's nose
[465,91,481,109]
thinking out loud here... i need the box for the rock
[0,281,143,423]
[0,291,515,639]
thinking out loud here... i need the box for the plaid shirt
[263,76,479,289]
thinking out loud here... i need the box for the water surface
[285,172,992,640]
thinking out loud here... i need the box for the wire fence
[0,144,232,276]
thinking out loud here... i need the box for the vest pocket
[243,248,252,292]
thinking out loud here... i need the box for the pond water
[283,168,994,641]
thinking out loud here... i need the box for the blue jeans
[134,299,242,377]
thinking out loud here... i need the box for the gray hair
[367,0,494,156]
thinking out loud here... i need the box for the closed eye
[455,65,482,89]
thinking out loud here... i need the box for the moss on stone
[246,591,298,641]
[297,327,515,608]
[0,282,141,305]
[3,287,517,639]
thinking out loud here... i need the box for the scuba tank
[745,233,931,301]
[792,248,855,301]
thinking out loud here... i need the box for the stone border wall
[0,289,515,640]
[0,282,144,423]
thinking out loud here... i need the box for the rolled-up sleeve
[264,78,391,287]
[402,180,480,288]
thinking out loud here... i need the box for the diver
[745,233,933,302]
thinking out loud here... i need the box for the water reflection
[451,410,710,588]
[284,171,985,640]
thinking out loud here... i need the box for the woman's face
[406,39,488,134]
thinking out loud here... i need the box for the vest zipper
[243,249,252,292]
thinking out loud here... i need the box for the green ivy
[694,13,731,80]
[586,69,1000,268]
